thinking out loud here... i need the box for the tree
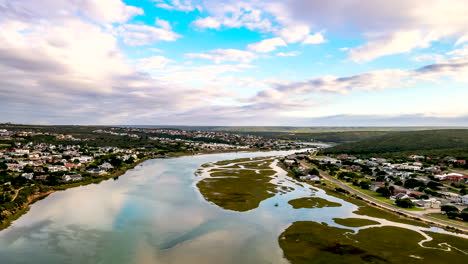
[395,198,415,208]
[359,180,370,190]
[0,162,7,170]
[427,181,441,190]
[376,187,392,198]
[441,205,459,213]
[447,211,460,219]
[404,179,425,189]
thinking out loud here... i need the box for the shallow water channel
[0,150,465,263]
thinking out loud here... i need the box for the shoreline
[0,155,152,231]
[0,147,302,232]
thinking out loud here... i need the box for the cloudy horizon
[1,0,468,126]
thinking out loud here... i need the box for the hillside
[323,129,468,156]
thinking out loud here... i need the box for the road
[299,160,468,232]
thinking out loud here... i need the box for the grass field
[288,197,342,209]
[426,213,468,228]
[197,157,280,212]
[333,218,380,227]
[279,221,467,264]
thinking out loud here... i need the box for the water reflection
[0,150,464,264]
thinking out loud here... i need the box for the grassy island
[196,157,283,212]
[288,197,341,209]
[279,221,468,264]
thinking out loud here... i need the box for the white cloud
[247,37,286,53]
[349,30,436,62]
[186,49,257,63]
[411,53,445,63]
[192,17,221,29]
[136,56,175,70]
[302,32,326,45]
[154,0,199,12]
[447,45,468,57]
[117,23,180,46]
[194,0,468,61]
[276,51,301,57]
[277,24,310,43]
[0,0,143,24]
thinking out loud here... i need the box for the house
[300,175,321,181]
[445,173,467,183]
[86,168,107,175]
[284,159,295,166]
[100,162,114,171]
[62,174,82,181]
[393,193,410,200]
[459,194,468,205]
[34,175,48,181]
[414,199,441,209]
[21,173,34,180]
[370,182,386,192]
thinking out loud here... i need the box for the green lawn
[426,213,468,228]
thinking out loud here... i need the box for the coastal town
[282,150,468,226]
[0,124,318,228]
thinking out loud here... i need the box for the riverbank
[0,147,304,232]
[0,155,153,231]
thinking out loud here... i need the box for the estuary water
[0,150,461,264]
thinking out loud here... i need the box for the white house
[100,162,114,171]
[21,173,34,180]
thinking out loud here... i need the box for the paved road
[299,160,468,232]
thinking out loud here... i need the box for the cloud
[447,45,468,57]
[136,56,175,70]
[0,0,143,24]
[276,24,310,43]
[349,30,436,62]
[117,22,180,46]
[191,0,468,61]
[192,16,221,29]
[154,0,199,12]
[247,55,468,107]
[185,49,257,63]
[302,32,326,45]
[276,51,301,57]
[247,37,286,53]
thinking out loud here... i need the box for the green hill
[323,129,468,155]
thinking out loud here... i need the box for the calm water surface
[0,150,459,263]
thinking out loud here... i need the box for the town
[0,124,318,228]
[282,150,468,225]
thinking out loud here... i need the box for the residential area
[282,150,468,225]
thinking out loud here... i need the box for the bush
[395,198,415,208]
[441,205,459,213]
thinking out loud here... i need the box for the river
[0,150,464,263]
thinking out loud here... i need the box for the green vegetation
[422,231,468,252]
[288,197,341,209]
[353,205,429,227]
[333,218,380,227]
[323,129,468,158]
[197,157,281,212]
[426,213,468,228]
[279,221,467,264]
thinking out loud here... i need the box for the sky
[1,0,468,126]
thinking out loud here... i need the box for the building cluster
[315,154,468,208]
[0,128,86,142]
[93,127,310,151]
[0,139,140,183]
